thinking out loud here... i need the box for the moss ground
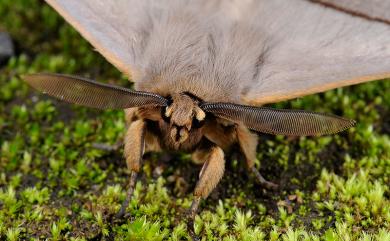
[0,1,389,240]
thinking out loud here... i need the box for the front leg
[236,125,278,189]
[116,119,146,218]
[188,142,225,237]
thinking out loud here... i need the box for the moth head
[164,93,205,143]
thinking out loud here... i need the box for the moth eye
[166,95,173,105]
[192,118,204,129]
[161,108,170,123]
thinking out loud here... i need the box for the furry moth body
[24,73,354,222]
[24,0,390,237]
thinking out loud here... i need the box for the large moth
[23,0,390,233]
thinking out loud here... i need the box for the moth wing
[45,0,227,82]
[314,0,390,22]
[45,0,390,105]
[45,0,150,78]
[240,0,390,105]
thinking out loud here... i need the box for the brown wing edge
[243,73,390,105]
[45,0,132,78]
[309,0,390,25]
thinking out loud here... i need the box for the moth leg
[116,119,146,218]
[191,148,209,165]
[236,125,278,190]
[91,140,123,152]
[191,137,217,165]
[187,144,225,236]
[203,117,237,151]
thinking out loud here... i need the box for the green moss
[1,0,390,240]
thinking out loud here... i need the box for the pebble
[0,32,15,64]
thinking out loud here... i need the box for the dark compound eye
[161,95,173,123]
[192,117,204,129]
[161,107,170,123]
[166,95,173,105]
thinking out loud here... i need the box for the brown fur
[191,148,209,165]
[236,124,259,169]
[124,119,145,172]
[123,93,276,204]
[194,146,225,198]
[203,117,237,151]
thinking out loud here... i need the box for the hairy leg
[203,117,237,151]
[188,144,225,237]
[116,119,146,218]
[236,125,278,189]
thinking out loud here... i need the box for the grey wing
[45,0,242,102]
[46,0,390,105]
[313,0,390,23]
[45,0,234,80]
[45,0,173,78]
[235,0,390,105]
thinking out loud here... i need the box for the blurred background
[0,0,389,240]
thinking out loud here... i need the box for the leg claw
[252,167,279,190]
[115,171,138,219]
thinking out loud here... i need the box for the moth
[24,0,390,231]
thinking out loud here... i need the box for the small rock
[0,32,15,64]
